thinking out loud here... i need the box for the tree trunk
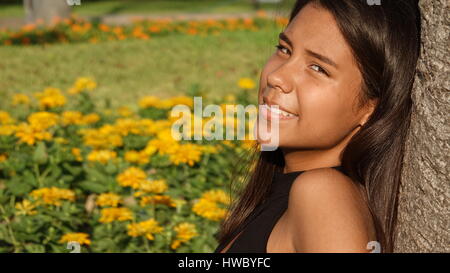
[395,0,449,252]
[23,0,71,25]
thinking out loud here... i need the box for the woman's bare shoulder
[286,167,376,253]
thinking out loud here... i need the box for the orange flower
[148,25,161,33]
[99,24,110,32]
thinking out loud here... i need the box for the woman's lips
[259,104,299,121]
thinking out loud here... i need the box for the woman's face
[256,3,375,149]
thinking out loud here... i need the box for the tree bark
[395,0,450,252]
[23,0,71,25]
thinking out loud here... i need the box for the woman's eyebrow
[279,31,338,69]
[279,32,293,48]
[305,49,338,69]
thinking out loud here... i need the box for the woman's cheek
[258,71,270,100]
[298,97,341,145]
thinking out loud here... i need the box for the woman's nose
[266,63,294,94]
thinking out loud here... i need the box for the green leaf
[22,170,38,187]
[33,142,48,165]
[78,180,107,194]
[104,162,117,175]
[0,189,8,203]
[23,243,45,253]
[62,163,82,176]
[5,176,33,196]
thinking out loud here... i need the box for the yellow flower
[14,112,59,145]
[15,122,52,145]
[139,195,176,207]
[144,139,168,155]
[12,94,30,105]
[118,106,134,117]
[171,222,198,249]
[0,124,17,136]
[138,95,160,109]
[142,143,157,156]
[54,137,69,144]
[61,111,99,126]
[0,153,7,162]
[124,150,139,162]
[96,192,122,207]
[167,96,194,108]
[87,149,117,164]
[61,111,84,126]
[59,232,91,246]
[99,207,133,223]
[75,77,97,90]
[142,129,180,156]
[0,111,15,125]
[202,189,231,204]
[28,111,59,130]
[142,119,171,136]
[30,187,76,206]
[79,125,122,149]
[15,200,37,216]
[137,179,168,194]
[156,128,180,142]
[71,148,83,161]
[114,118,142,136]
[223,94,236,103]
[155,97,176,109]
[81,113,100,124]
[34,87,66,109]
[156,99,172,109]
[192,199,228,221]
[192,189,230,221]
[237,77,256,89]
[116,167,147,189]
[68,77,97,94]
[124,150,150,164]
[167,143,203,166]
[127,218,164,240]
[135,119,155,136]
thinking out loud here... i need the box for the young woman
[214,0,421,253]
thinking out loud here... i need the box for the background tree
[395,0,449,253]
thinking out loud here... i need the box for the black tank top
[213,165,345,253]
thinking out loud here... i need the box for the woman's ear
[359,98,378,126]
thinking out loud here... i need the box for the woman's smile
[259,103,299,121]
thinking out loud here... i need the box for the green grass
[0,0,296,18]
[0,25,283,111]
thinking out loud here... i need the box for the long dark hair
[215,0,421,253]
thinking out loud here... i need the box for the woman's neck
[281,125,360,173]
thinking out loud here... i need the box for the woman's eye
[310,64,329,76]
[275,44,290,55]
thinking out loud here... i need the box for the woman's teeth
[263,103,298,117]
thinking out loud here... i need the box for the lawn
[0,24,283,111]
